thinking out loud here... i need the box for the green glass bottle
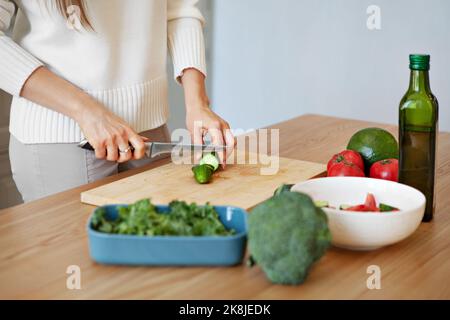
[399,54,438,222]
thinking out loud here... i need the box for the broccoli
[248,190,331,285]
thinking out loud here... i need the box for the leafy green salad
[91,199,235,237]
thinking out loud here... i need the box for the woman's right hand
[19,67,146,163]
[75,97,146,163]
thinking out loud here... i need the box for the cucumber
[273,184,294,196]
[379,203,399,212]
[192,164,214,184]
[339,204,351,210]
[200,153,219,171]
[314,200,329,208]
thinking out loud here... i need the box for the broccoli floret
[248,190,331,285]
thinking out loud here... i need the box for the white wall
[210,0,450,131]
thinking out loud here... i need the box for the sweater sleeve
[0,0,43,96]
[167,0,207,82]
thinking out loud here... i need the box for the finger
[224,129,235,149]
[93,142,107,159]
[192,122,204,163]
[209,127,226,169]
[106,139,119,162]
[140,135,150,142]
[223,127,235,162]
[116,134,132,163]
[129,133,146,160]
[221,121,234,159]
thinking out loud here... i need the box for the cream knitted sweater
[0,0,206,143]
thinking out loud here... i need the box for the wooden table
[1,114,449,299]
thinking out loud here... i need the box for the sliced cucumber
[379,203,399,212]
[273,184,294,196]
[199,153,219,171]
[339,204,351,210]
[314,200,329,208]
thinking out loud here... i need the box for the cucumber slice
[379,203,399,212]
[314,200,329,208]
[339,204,351,210]
[200,153,220,171]
[192,164,214,184]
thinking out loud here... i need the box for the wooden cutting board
[81,155,325,209]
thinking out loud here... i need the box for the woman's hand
[181,68,235,168]
[75,97,147,163]
[20,67,146,163]
[186,105,234,166]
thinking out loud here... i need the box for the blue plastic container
[87,204,248,266]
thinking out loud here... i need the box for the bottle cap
[409,54,430,70]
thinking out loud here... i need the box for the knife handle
[77,139,135,152]
[78,139,95,151]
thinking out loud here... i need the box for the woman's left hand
[186,105,234,168]
[181,68,235,168]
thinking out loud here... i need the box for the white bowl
[291,177,425,251]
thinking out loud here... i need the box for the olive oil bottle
[399,54,438,222]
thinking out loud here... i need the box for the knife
[78,139,227,158]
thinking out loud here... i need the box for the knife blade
[77,139,227,158]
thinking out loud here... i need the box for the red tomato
[364,193,379,211]
[369,159,398,182]
[327,150,365,172]
[327,161,365,177]
[343,204,371,212]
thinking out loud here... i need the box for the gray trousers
[9,125,170,202]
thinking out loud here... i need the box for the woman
[0,0,234,202]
